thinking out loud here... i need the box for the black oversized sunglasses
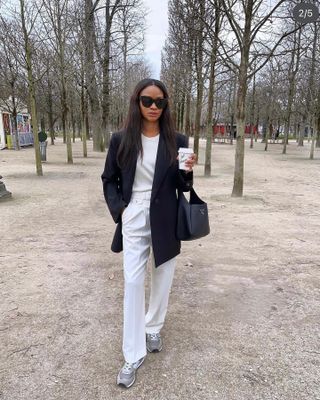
[139,96,168,109]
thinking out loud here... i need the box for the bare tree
[19,0,43,175]
[192,0,206,159]
[113,0,145,126]
[309,22,319,159]
[84,0,103,152]
[100,0,120,149]
[220,0,300,196]
[0,18,24,150]
[204,0,223,176]
[165,0,198,136]
[248,70,256,149]
[41,0,74,163]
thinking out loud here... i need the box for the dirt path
[1,138,319,400]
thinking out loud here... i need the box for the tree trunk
[183,30,194,138]
[204,61,215,176]
[70,100,76,143]
[61,75,72,162]
[85,96,90,141]
[265,121,272,152]
[193,0,205,160]
[308,22,318,157]
[10,83,20,150]
[298,115,306,146]
[249,72,256,149]
[80,76,88,158]
[40,116,45,132]
[316,130,320,147]
[265,67,275,151]
[85,0,102,152]
[204,0,220,176]
[48,113,55,145]
[179,96,185,131]
[232,60,249,197]
[47,70,55,145]
[310,118,317,160]
[101,1,111,150]
[230,79,237,145]
[283,27,301,154]
[61,83,72,163]
[311,83,320,158]
[255,113,259,142]
[56,0,73,163]
[184,88,192,138]
[12,106,20,151]
[20,0,42,176]
[231,0,253,197]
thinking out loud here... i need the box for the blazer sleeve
[101,135,126,223]
[176,134,193,192]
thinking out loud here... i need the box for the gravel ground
[1,137,319,400]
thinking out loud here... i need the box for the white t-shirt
[132,133,160,192]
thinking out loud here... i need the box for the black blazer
[101,131,193,267]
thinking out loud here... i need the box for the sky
[143,0,169,79]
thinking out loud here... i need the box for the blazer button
[155,198,159,204]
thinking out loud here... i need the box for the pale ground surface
[0,137,319,400]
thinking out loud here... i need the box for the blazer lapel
[151,134,171,203]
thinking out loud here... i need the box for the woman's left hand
[185,153,197,172]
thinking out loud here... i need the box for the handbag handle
[178,187,205,205]
[190,187,205,204]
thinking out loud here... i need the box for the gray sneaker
[117,356,145,388]
[146,332,163,353]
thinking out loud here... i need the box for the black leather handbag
[176,188,210,241]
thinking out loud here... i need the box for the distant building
[0,100,33,150]
[213,123,259,140]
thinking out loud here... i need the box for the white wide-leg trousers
[121,191,176,364]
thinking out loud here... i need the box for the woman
[101,78,196,388]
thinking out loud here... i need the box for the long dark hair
[117,78,177,168]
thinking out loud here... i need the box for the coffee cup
[178,147,193,170]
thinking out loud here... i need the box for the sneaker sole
[117,376,136,389]
[116,357,145,388]
[147,345,163,353]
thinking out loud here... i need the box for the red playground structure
[213,123,258,142]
